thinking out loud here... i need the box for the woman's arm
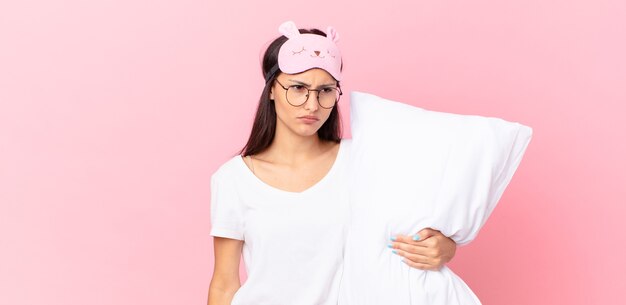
[207,237,244,305]
[388,228,457,271]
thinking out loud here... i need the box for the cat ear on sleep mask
[276,20,343,81]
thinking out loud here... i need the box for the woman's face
[270,68,338,137]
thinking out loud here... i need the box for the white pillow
[338,91,533,305]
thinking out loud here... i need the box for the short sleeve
[209,171,244,240]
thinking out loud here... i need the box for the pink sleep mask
[275,21,343,81]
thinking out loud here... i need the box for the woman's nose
[304,91,320,110]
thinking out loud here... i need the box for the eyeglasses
[274,79,342,109]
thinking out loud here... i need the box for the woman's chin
[294,126,320,137]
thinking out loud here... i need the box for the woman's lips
[298,116,319,124]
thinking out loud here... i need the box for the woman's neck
[264,132,325,165]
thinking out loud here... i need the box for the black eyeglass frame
[274,79,343,109]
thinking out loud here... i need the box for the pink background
[1,0,624,304]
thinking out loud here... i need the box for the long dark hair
[237,28,343,157]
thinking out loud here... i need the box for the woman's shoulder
[212,154,244,181]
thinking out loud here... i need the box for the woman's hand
[388,228,457,271]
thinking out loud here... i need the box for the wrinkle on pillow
[339,91,533,305]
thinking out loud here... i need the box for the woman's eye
[322,88,335,93]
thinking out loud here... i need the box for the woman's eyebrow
[288,79,311,86]
[288,79,337,87]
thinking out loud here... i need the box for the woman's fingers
[401,257,441,271]
[390,247,442,271]
[388,241,442,268]
[390,233,439,249]
[390,233,428,247]
[388,238,438,256]
[414,227,440,243]
[389,229,450,271]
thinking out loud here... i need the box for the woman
[207,21,457,305]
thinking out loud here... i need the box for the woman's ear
[269,86,274,100]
